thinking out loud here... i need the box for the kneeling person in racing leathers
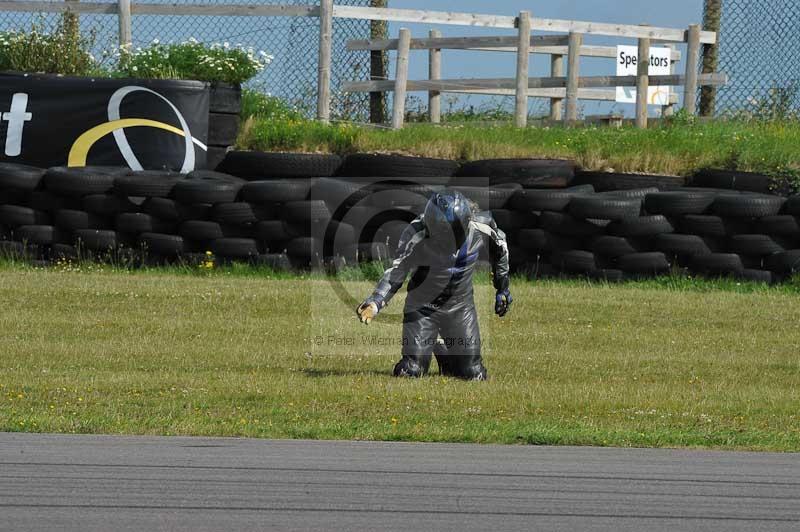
[356,190,512,380]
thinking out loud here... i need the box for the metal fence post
[684,24,701,115]
[317,0,333,123]
[118,0,132,49]
[636,37,650,128]
[662,43,676,117]
[699,0,721,116]
[392,28,411,130]
[514,11,531,127]
[565,32,582,122]
[428,29,442,124]
[549,54,564,121]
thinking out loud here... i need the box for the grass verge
[0,259,798,451]
[237,92,800,181]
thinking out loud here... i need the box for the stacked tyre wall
[1,153,799,283]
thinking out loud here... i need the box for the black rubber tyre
[44,167,124,197]
[572,171,686,192]
[252,220,291,244]
[0,162,46,191]
[51,243,78,261]
[590,235,641,258]
[691,253,745,275]
[338,153,457,178]
[205,146,228,171]
[366,183,441,210]
[756,215,800,237]
[601,187,660,199]
[218,151,342,179]
[712,194,786,218]
[54,209,107,231]
[509,188,581,212]
[490,209,525,233]
[283,200,331,225]
[553,250,597,274]
[15,224,56,245]
[114,171,183,198]
[140,232,184,257]
[116,213,172,235]
[207,113,240,146]
[209,83,242,114]
[211,237,259,259]
[211,202,275,225]
[75,229,118,251]
[0,205,49,226]
[765,250,800,274]
[728,234,785,256]
[539,211,604,238]
[607,215,674,237]
[692,169,774,194]
[286,237,323,261]
[179,220,225,242]
[785,196,800,216]
[618,252,670,275]
[644,191,716,216]
[254,252,292,270]
[455,158,576,188]
[653,234,712,258]
[83,194,138,217]
[677,214,752,238]
[588,268,625,283]
[240,179,314,203]
[568,195,641,221]
[142,198,211,222]
[452,185,517,210]
[737,269,773,283]
[28,191,80,212]
[312,177,374,210]
[173,171,244,204]
[517,228,578,253]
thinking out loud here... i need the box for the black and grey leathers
[363,208,510,380]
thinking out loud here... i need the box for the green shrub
[116,39,271,84]
[240,89,305,121]
[0,16,102,76]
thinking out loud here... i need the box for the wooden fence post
[317,0,333,123]
[699,0,721,116]
[118,0,132,49]
[565,32,582,122]
[514,11,531,127]
[428,29,442,124]
[369,0,388,124]
[392,28,411,130]
[549,54,564,121]
[636,36,650,128]
[683,24,701,115]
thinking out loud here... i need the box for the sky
[386,0,705,116]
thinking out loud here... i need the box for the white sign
[616,45,671,105]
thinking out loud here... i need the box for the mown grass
[1,259,798,451]
[237,92,800,180]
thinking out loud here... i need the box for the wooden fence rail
[0,1,719,125]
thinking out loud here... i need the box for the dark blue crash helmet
[423,190,473,248]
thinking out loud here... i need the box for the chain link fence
[712,0,800,116]
[0,0,376,120]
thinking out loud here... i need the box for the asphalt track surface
[1,433,798,531]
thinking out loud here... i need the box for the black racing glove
[495,288,512,317]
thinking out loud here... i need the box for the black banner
[0,73,209,171]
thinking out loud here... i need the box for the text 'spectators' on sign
[0,73,209,171]
[615,45,672,105]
